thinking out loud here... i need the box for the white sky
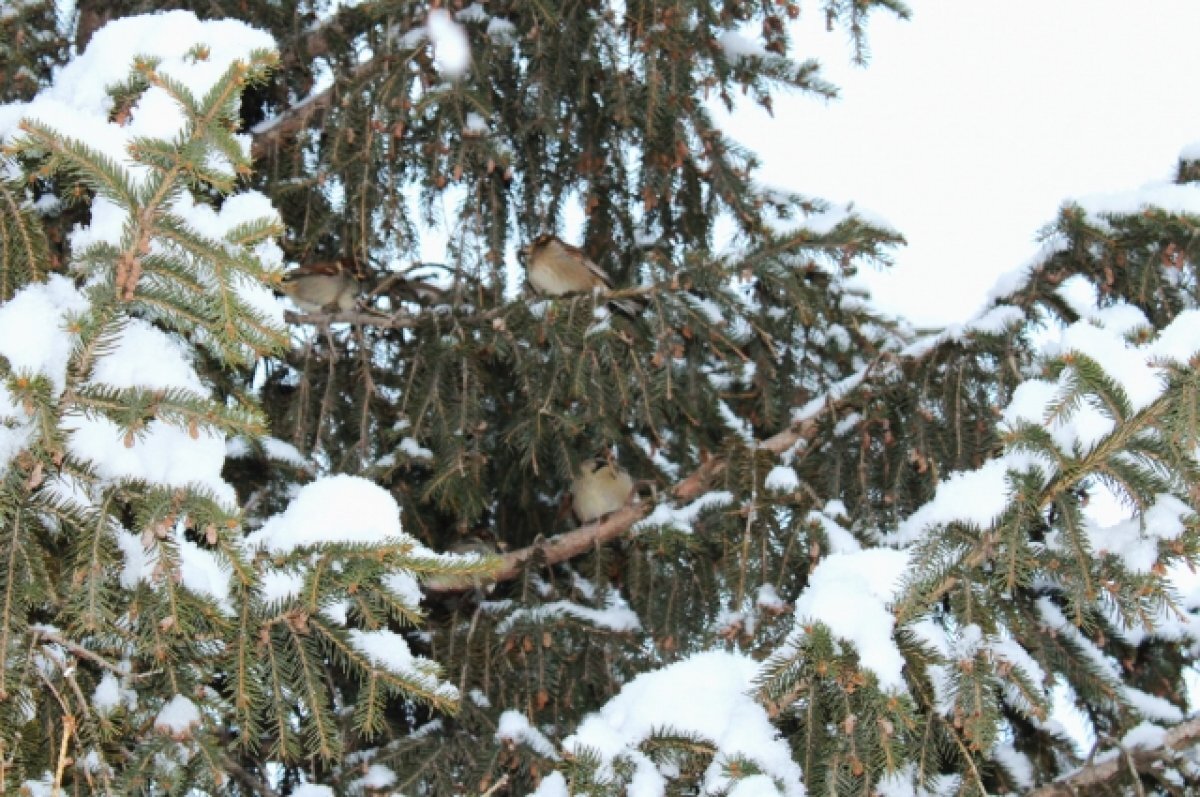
[714,0,1200,326]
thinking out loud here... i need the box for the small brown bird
[519,234,638,314]
[278,258,362,313]
[571,459,635,524]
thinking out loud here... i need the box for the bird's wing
[551,239,615,289]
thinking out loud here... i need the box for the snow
[382,570,422,608]
[529,771,569,797]
[349,764,396,792]
[290,786,334,797]
[756,584,788,612]
[893,454,1047,546]
[806,506,861,554]
[398,436,433,460]
[562,650,804,797]
[154,694,201,737]
[764,465,800,493]
[65,417,234,507]
[486,17,518,43]
[0,276,88,392]
[496,710,560,759]
[1121,721,1168,750]
[496,592,641,634]
[347,628,459,702]
[634,491,734,535]
[88,319,205,393]
[1072,181,1200,221]
[991,742,1034,790]
[718,31,769,62]
[259,568,305,603]
[92,672,122,714]
[177,533,233,611]
[791,548,911,691]
[966,304,1025,336]
[245,475,407,553]
[1122,686,1183,724]
[427,9,471,77]
[456,3,489,24]
[0,12,276,186]
[1086,494,1191,575]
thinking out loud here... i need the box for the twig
[222,757,282,797]
[53,714,75,795]
[479,773,510,797]
[33,627,126,676]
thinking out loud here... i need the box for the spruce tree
[2,3,1200,797]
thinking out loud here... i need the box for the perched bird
[278,258,362,313]
[519,234,639,314]
[571,459,635,524]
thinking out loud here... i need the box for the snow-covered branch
[1026,717,1200,796]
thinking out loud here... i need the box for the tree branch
[1026,718,1200,796]
[424,408,833,594]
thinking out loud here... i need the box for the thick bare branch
[1026,718,1200,796]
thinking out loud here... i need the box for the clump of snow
[92,672,122,714]
[455,3,489,23]
[1150,308,1200,364]
[791,548,911,691]
[65,417,235,507]
[807,505,861,554]
[562,650,803,797]
[0,276,89,394]
[154,694,201,738]
[382,570,422,608]
[290,785,334,797]
[992,742,1034,790]
[893,453,1048,546]
[347,628,459,702]
[1087,493,1191,575]
[349,764,396,792]
[1121,721,1168,750]
[259,568,305,603]
[756,584,788,612]
[529,771,568,797]
[427,9,471,76]
[1072,182,1200,221]
[0,11,276,183]
[966,305,1025,336]
[634,491,733,535]
[718,31,768,62]
[496,592,640,634]
[245,475,407,553]
[496,710,560,759]
[764,465,800,493]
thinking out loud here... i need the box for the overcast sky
[715,1,1200,326]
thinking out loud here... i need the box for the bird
[519,234,639,314]
[278,258,362,313]
[570,458,635,524]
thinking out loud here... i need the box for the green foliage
[4,2,1200,797]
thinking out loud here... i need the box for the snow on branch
[1027,716,1200,796]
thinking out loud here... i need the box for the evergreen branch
[221,756,281,797]
[0,175,50,299]
[1025,716,1200,796]
[427,405,833,593]
[15,120,139,206]
[30,627,124,675]
[250,55,382,159]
